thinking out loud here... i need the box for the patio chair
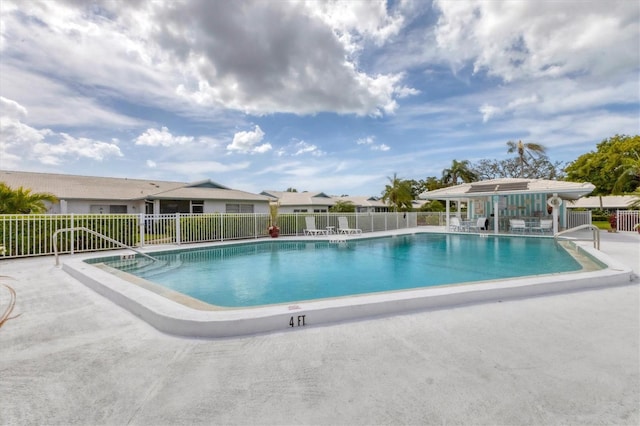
[338,216,362,234]
[449,217,462,231]
[303,216,329,236]
[468,217,488,232]
[531,219,553,234]
[509,219,527,234]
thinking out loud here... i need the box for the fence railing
[416,212,447,226]
[0,212,420,259]
[617,210,640,231]
[567,210,592,229]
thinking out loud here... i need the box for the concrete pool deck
[1,229,639,424]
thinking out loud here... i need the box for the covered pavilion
[419,178,595,234]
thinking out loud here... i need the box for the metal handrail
[554,224,600,250]
[53,227,159,266]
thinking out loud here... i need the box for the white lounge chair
[338,216,362,234]
[509,219,527,234]
[468,217,488,232]
[303,216,328,236]
[449,217,462,231]
[531,219,553,234]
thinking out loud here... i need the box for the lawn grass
[592,221,612,230]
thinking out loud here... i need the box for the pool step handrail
[554,224,600,250]
[52,227,159,266]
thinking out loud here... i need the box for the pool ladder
[52,227,159,266]
[554,224,600,250]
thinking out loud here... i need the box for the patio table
[460,220,473,232]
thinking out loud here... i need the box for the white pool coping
[61,230,634,338]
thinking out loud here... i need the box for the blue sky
[1,0,638,197]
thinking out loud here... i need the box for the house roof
[567,195,638,209]
[0,170,270,202]
[419,178,595,201]
[260,190,335,206]
[334,195,388,208]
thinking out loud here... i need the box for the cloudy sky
[1,0,638,196]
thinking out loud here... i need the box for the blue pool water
[95,234,584,307]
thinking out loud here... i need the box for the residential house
[333,195,390,212]
[259,191,334,213]
[0,170,271,214]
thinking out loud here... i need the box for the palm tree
[441,160,478,186]
[329,200,355,213]
[0,183,57,214]
[613,150,640,209]
[381,173,413,212]
[613,150,640,194]
[507,140,547,178]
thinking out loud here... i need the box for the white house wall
[45,199,268,215]
[52,200,145,214]
[203,200,270,214]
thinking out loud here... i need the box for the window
[191,200,204,214]
[293,209,308,213]
[160,200,190,214]
[90,204,127,214]
[313,209,327,213]
[225,204,254,213]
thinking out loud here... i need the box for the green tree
[407,177,446,198]
[0,183,57,214]
[507,140,547,178]
[418,200,445,212]
[381,173,413,212]
[473,157,564,180]
[441,160,478,186]
[565,134,640,195]
[613,149,640,194]
[329,200,356,213]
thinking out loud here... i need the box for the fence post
[139,213,145,247]
[70,213,75,255]
[175,213,181,245]
[220,213,224,241]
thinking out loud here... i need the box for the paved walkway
[1,230,638,425]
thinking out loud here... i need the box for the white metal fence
[616,210,640,231]
[0,212,419,259]
[567,210,592,228]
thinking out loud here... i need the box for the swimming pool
[92,234,584,307]
[63,230,633,338]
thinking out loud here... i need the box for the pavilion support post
[493,196,499,234]
[445,200,450,230]
[552,192,559,234]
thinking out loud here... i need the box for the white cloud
[227,125,271,154]
[32,133,123,165]
[0,96,27,119]
[433,0,640,82]
[479,104,501,123]
[0,96,123,167]
[146,160,157,168]
[276,140,325,157]
[372,144,390,151]
[135,127,194,147]
[357,136,375,145]
[308,0,405,49]
[356,135,390,151]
